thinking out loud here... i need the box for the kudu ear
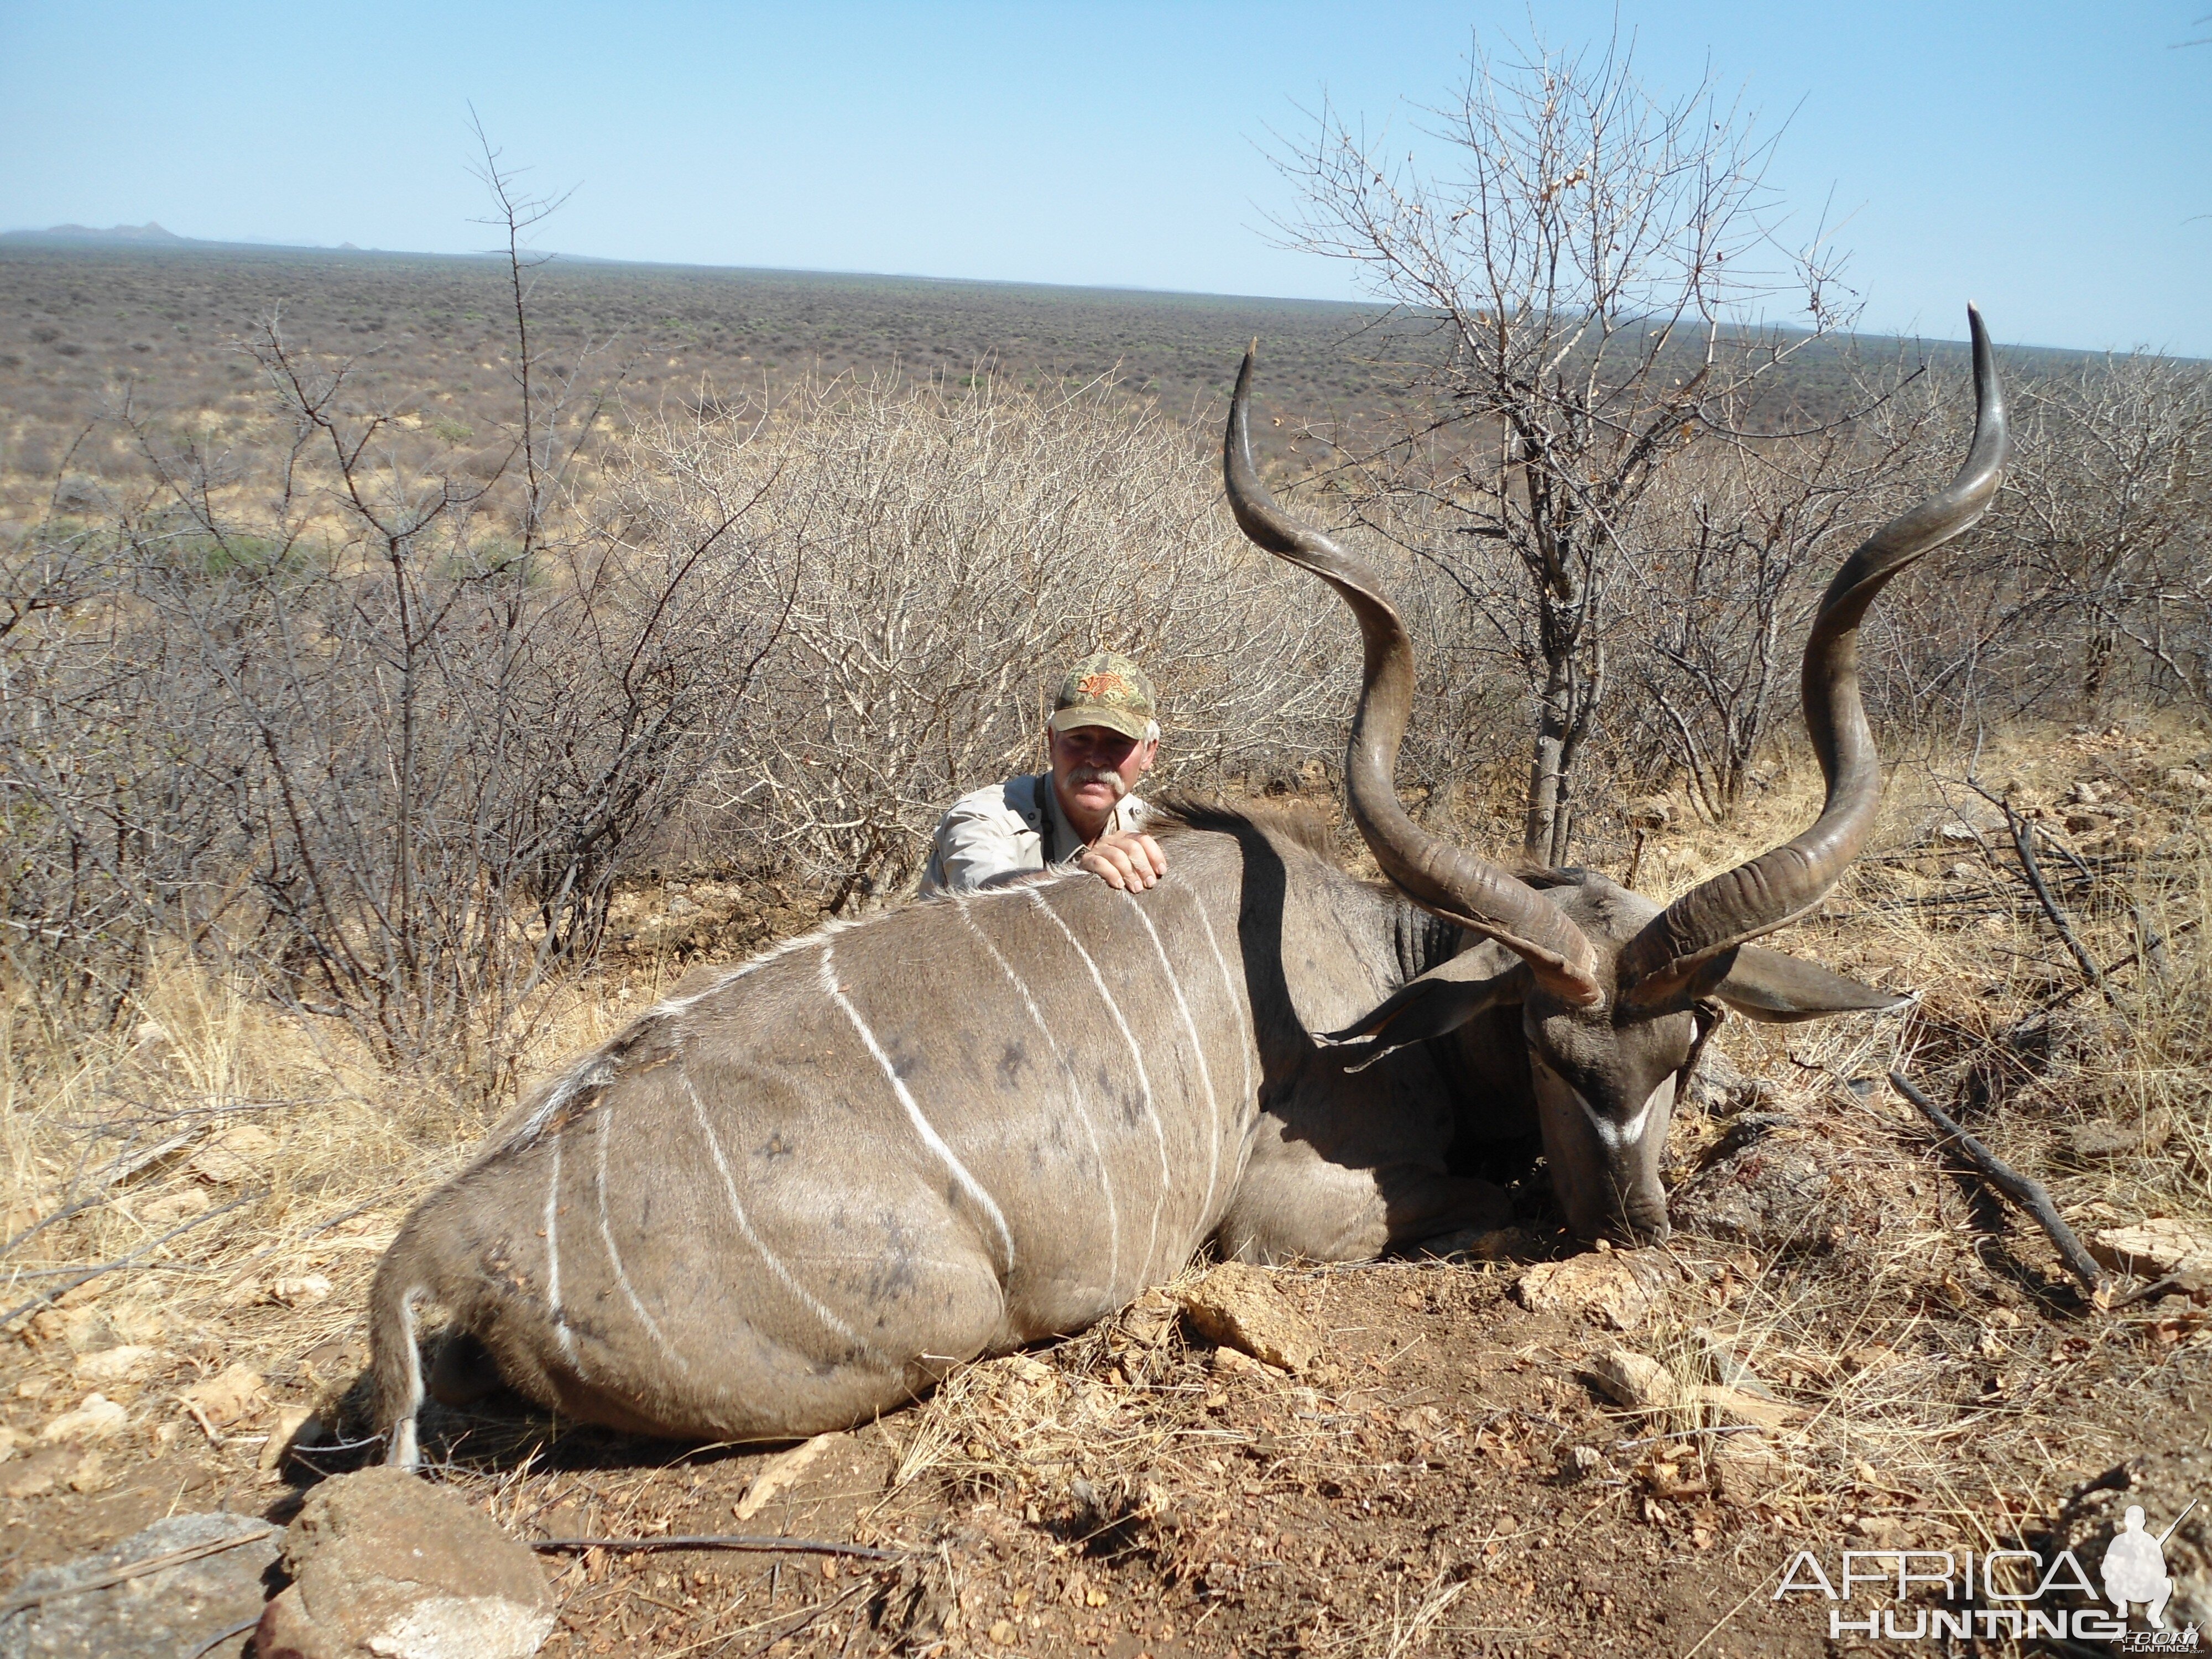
[1317,957,1531,1072]
[1709,946,1910,1025]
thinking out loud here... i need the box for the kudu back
[370,313,2006,1460]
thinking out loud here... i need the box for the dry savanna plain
[3,239,2210,1658]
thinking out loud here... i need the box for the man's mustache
[1062,765,1129,797]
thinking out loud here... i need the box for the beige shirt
[918,771,1150,897]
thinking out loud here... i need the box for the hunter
[920,650,1168,895]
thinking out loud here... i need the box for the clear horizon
[2,1,2206,359]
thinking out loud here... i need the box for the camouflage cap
[1048,650,1158,743]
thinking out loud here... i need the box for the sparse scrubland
[4,218,2212,1657]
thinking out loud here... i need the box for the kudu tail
[368,1231,435,1469]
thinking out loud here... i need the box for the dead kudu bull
[371,311,2007,1461]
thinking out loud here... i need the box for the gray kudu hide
[371,309,2008,1463]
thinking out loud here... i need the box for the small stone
[40,1392,128,1444]
[0,1448,69,1499]
[988,1618,1018,1646]
[178,1361,265,1430]
[260,1404,324,1474]
[2069,1121,2138,1161]
[143,1187,215,1225]
[1848,1514,1908,1547]
[1843,1343,1901,1376]
[253,1468,555,1659]
[732,1432,842,1522]
[64,1449,109,1493]
[1177,1263,1319,1373]
[72,1344,159,1383]
[271,1274,335,1307]
[2091,1220,2212,1278]
[187,1124,277,1186]
[1686,1385,1804,1431]
[1211,1344,1266,1378]
[1116,1288,1178,1348]
[1512,1252,1673,1330]
[1712,1434,1788,1504]
[1587,1349,1678,1411]
[0,1511,280,1658]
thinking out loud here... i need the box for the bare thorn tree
[1272,28,1858,861]
[0,139,764,1097]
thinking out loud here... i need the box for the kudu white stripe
[679,1070,872,1355]
[1184,890,1254,1120]
[1024,887,1170,1283]
[953,896,1122,1301]
[592,1098,687,1371]
[542,1136,581,1369]
[1121,891,1223,1229]
[821,944,1018,1277]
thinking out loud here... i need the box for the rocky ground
[7,1094,2210,1657]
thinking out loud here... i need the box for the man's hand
[1077,830,1167,892]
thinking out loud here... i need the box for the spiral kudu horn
[1618,305,2012,1011]
[1224,344,1601,1005]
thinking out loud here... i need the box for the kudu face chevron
[369,315,2005,1460]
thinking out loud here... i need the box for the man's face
[1048,723,1157,821]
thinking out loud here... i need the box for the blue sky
[2,1,2206,356]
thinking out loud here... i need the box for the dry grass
[0,940,684,1386]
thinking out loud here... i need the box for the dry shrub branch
[620,369,1349,912]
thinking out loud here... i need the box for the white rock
[1588,1349,1679,1410]
[74,1344,160,1383]
[42,1392,129,1443]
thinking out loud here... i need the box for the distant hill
[1,222,195,246]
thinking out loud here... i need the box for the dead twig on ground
[184,1618,264,1659]
[531,1534,906,1562]
[2109,1273,2206,1311]
[1887,1071,2108,1303]
[1995,795,2116,1005]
